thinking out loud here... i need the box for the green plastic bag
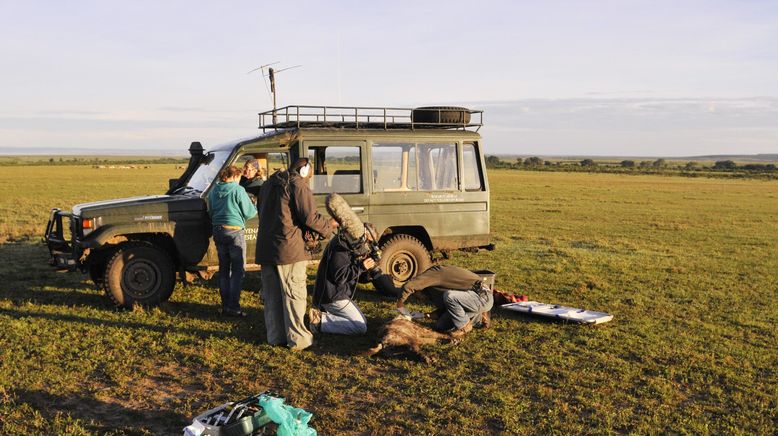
[258,395,317,436]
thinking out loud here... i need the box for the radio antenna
[247,61,279,106]
[267,65,301,123]
[248,63,301,124]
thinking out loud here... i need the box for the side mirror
[189,141,204,157]
[169,178,179,190]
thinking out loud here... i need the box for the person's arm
[396,266,444,306]
[327,250,362,290]
[291,180,332,238]
[371,273,403,299]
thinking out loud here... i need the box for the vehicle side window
[372,143,417,192]
[266,153,288,176]
[237,152,287,176]
[307,146,362,194]
[418,143,458,191]
[463,143,483,191]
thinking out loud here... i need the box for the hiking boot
[479,310,491,329]
[447,320,473,339]
[221,308,247,318]
[308,307,321,334]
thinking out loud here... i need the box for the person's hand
[362,258,376,270]
[330,218,339,230]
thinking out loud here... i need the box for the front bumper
[44,208,84,271]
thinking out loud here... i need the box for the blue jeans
[437,289,494,331]
[212,226,246,312]
[321,299,367,335]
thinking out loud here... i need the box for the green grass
[0,164,183,242]
[1,168,776,434]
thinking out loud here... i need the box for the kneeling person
[381,265,494,337]
[310,224,381,335]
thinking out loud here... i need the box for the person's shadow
[11,388,192,434]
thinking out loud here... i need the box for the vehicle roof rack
[258,105,483,133]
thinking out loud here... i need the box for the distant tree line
[484,156,778,179]
[0,156,189,166]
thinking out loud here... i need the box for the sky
[0,0,776,157]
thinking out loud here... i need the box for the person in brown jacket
[256,158,334,350]
[379,264,493,338]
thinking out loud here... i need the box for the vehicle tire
[379,235,432,286]
[411,106,471,124]
[103,242,175,308]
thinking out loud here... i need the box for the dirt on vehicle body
[44,105,493,307]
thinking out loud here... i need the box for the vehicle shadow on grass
[0,306,247,343]
[0,243,252,328]
[0,243,548,354]
[10,388,190,434]
[0,242,105,302]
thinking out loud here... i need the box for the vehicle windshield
[177,151,230,195]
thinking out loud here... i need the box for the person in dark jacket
[256,158,335,350]
[376,264,493,338]
[309,224,381,335]
[207,165,257,317]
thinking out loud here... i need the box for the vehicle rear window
[372,143,459,192]
[418,143,458,191]
[372,143,417,191]
[463,143,483,191]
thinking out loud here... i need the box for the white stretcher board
[501,301,613,324]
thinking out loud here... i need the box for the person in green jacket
[208,165,257,317]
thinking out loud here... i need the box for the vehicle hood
[72,195,182,216]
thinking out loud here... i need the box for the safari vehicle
[44,105,493,307]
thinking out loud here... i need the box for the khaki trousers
[261,261,313,350]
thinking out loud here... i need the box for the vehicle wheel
[412,106,471,124]
[379,235,432,286]
[104,242,175,308]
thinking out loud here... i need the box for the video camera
[339,225,383,278]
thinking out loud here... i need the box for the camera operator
[309,223,383,335]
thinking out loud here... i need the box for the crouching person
[378,265,494,338]
[309,224,382,335]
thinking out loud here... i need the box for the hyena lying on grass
[362,316,459,363]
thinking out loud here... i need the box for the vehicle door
[201,150,289,269]
[458,141,490,245]
[237,150,289,266]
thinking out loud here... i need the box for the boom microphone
[325,193,383,279]
[325,193,365,241]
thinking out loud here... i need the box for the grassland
[0,165,776,434]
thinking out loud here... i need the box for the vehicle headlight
[82,217,101,236]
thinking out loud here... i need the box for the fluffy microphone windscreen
[325,193,365,241]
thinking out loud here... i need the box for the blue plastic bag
[258,395,317,436]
